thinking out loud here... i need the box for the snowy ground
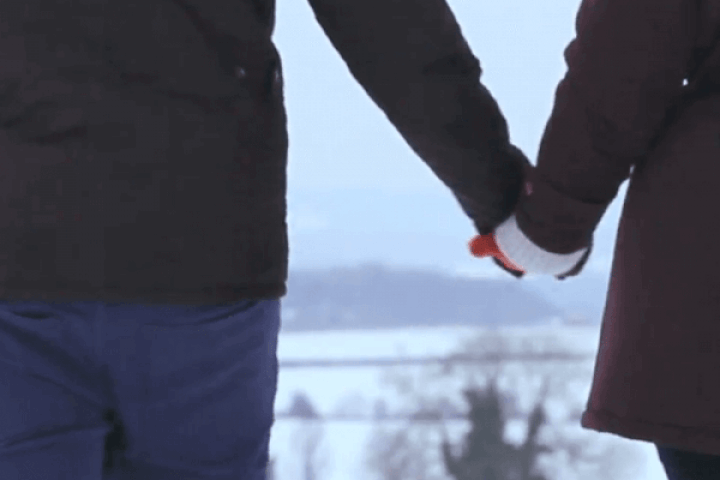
[270,322,670,480]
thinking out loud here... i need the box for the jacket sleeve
[512,0,698,255]
[306,0,529,235]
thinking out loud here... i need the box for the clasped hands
[469,232,526,278]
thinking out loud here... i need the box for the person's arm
[306,0,529,235]
[514,0,697,256]
[482,0,699,278]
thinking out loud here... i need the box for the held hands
[468,221,593,281]
[463,155,592,280]
[469,233,525,278]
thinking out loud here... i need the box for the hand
[469,231,594,281]
[469,234,525,278]
[453,144,532,237]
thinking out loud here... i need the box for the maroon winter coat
[514,0,720,456]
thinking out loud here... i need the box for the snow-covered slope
[271,325,667,480]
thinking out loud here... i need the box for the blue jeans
[0,299,281,480]
[657,444,720,480]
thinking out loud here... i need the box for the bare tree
[288,390,321,419]
[373,398,389,420]
[440,375,552,480]
[367,327,645,480]
[292,419,330,480]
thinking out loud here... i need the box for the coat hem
[581,408,720,456]
[0,284,287,305]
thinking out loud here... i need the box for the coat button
[525,181,533,196]
[273,68,281,84]
[235,66,247,79]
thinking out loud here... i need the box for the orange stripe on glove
[469,233,526,275]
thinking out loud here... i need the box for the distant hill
[517,270,611,326]
[287,186,620,329]
[282,264,569,332]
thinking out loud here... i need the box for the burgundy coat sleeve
[515,0,699,255]
[306,0,530,235]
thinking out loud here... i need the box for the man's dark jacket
[0,0,529,304]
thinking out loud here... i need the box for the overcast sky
[273,0,628,277]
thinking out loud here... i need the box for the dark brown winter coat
[0,0,527,305]
[515,0,720,456]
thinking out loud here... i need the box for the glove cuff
[494,214,590,276]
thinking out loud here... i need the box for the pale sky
[273,0,628,277]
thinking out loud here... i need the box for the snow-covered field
[271,322,669,480]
